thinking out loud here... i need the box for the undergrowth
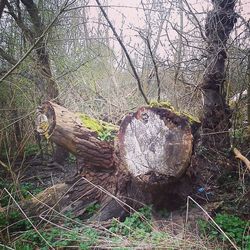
[0,205,215,250]
[110,206,153,238]
[13,226,99,250]
[0,181,43,207]
[1,178,248,250]
[199,213,250,249]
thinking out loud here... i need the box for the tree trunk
[36,102,114,169]
[33,102,195,220]
[3,0,59,100]
[35,44,59,100]
[201,0,237,149]
[21,0,59,100]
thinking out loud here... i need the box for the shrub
[109,206,152,236]
[199,213,249,249]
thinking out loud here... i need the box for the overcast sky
[84,0,250,60]
[86,0,250,42]
[90,0,250,30]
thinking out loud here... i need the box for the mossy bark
[36,102,114,169]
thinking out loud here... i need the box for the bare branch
[237,13,250,32]
[182,0,206,41]
[143,35,161,102]
[96,0,149,104]
[234,148,250,171]
[0,1,69,84]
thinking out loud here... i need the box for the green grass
[12,226,98,250]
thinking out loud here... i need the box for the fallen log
[32,101,198,220]
[35,102,116,169]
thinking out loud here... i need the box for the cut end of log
[35,101,56,139]
[118,107,193,184]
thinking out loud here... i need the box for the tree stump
[118,106,193,183]
[32,102,195,220]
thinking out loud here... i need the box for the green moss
[149,100,174,110]
[77,113,118,141]
[181,111,200,124]
[149,100,200,125]
[78,113,103,132]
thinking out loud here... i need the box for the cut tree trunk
[32,102,195,220]
[118,106,193,182]
[36,102,114,170]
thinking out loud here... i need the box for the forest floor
[0,145,249,250]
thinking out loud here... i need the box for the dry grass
[0,177,238,250]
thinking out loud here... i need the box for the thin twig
[186,196,239,250]
[95,0,149,104]
[182,0,207,41]
[0,243,14,250]
[145,37,161,102]
[4,188,55,249]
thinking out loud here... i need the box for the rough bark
[0,0,6,19]
[21,0,58,100]
[36,102,114,169]
[32,102,195,220]
[201,0,237,149]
